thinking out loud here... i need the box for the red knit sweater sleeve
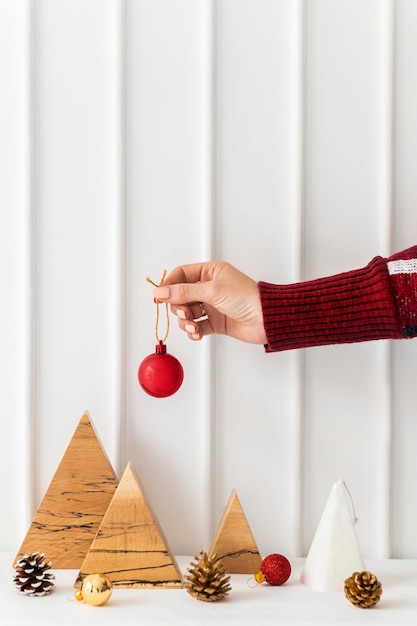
[258,245,417,352]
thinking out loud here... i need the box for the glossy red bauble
[138,342,184,398]
[255,554,291,586]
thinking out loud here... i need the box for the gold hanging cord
[146,269,170,344]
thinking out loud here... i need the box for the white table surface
[2,552,417,625]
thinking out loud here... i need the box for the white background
[1,0,416,561]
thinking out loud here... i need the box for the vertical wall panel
[391,0,417,558]
[215,0,306,557]
[377,0,395,558]
[289,0,307,557]
[125,0,215,553]
[199,0,217,547]
[302,0,395,558]
[107,0,127,476]
[0,0,35,548]
[35,0,126,498]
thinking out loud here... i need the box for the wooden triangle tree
[74,461,183,588]
[209,489,262,574]
[14,412,119,568]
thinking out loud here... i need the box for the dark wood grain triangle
[14,412,118,568]
[74,461,183,588]
[209,489,262,573]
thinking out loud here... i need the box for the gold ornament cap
[254,571,266,584]
[75,573,113,606]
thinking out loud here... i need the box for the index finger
[162,262,211,286]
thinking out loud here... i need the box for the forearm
[259,246,417,352]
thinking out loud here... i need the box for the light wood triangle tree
[14,412,119,568]
[74,461,183,588]
[209,489,262,574]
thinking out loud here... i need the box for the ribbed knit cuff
[258,255,403,352]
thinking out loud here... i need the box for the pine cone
[185,551,231,602]
[344,571,382,608]
[13,552,55,596]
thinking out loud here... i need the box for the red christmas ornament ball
[138,342,184,398]
[255,554,291,586]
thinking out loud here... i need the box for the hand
[152,261,267,345]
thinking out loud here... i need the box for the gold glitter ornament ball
[77,574,113,606]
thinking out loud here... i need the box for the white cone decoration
[300,479,365,592]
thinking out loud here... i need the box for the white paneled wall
[1,0,416,560]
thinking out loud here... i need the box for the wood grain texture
[14,412,118,568]
[74,462,183,588]
[209,490,262,574]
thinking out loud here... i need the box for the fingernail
[153,286,170,300]
[177,309,186,319]
[185,323,195,333]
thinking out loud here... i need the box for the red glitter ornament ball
[138,342,184,398]
[255,554,291,586]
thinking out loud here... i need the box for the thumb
[152,283,208,305]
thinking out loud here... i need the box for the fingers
[182,317,212,341]
[173,303,212,340]
[174,301,208,321]
[184,322,203,341]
